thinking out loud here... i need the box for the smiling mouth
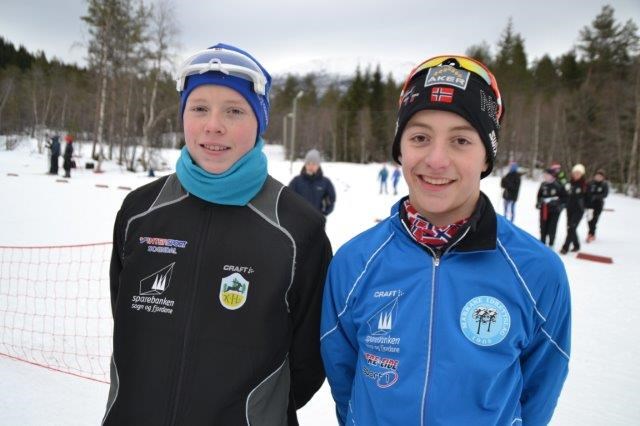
[419,176,454,185]
[201,144,229,152]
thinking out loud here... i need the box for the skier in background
[560,164,587,254]
[46,134,61,175]
[62,134,74,178]
[378,164,389,194]
[549,161,568,186]
[500,161,521,222]
[391,165,402,195]
[537,168,568,247]
[289,148,336,216]
[585,169,609,243]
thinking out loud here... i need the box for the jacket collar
[301,166,324,181]
[393,191,497,253]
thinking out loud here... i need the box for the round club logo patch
[460,296,510,346]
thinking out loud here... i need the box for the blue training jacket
[320,194,571,426]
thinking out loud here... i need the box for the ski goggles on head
[175,47,268,95]
[400,55,503,121]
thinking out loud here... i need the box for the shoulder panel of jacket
[119,174,189,249]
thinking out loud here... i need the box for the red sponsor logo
[364,352,399,370]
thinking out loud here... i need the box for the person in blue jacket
[391,165,402,195]
[289,149,336,216]
[46,134,61,175]
[320,55,571,426]
[378,164,389,194]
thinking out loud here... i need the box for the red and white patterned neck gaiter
[403,200,469,247]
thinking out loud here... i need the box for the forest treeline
[0,3,639,193]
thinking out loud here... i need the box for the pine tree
[369,64,387,161]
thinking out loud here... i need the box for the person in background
[585,169,609,243]
[46,134,61,175]
[560,163,587,254]
[378,164,389,194]
[289,148,336,216]
[537,168,568,247]
[62,134,74,178]
[549,161,568,186]
[321,55,570,426]
[500,161,521,222]
[104,43,331,426]
[391,165,402,195]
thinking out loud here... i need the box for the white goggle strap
[176,61,267,95]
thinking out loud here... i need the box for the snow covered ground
[1,138,639,425]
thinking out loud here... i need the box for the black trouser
[562,209,584,251]
[50,154,59,174]
[588,201,604,236]
[63,159,71,177]
[540,205,561,246]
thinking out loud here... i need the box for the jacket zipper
[419,228,470,425]
[420,249,438,426]
[399,216,472,423]
[168,208,212,426]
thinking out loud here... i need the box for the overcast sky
[1,0,639,81]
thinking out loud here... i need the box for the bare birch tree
[138,0,179,172]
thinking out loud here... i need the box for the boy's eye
[453,137,473,146]
[228,107,244,115]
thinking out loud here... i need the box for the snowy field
[1,137,639,425]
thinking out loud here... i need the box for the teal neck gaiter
[175,138,268,206]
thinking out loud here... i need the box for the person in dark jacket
[46,134,60,175]
[321,55,570,426]
[537,168,568,247]
[289,149,336,216]
[549,161,568,186]
[103,43,332,426]
[500,162,521,222]
[62,135,74,178]
[560,163,587,254]
[585,169,609,242]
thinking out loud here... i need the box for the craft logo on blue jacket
[460,296,511,346]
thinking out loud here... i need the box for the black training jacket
[103,174,332,426]
[565,177,587,218]
[586,179,609,208]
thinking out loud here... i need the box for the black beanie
[392,59,502,178]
